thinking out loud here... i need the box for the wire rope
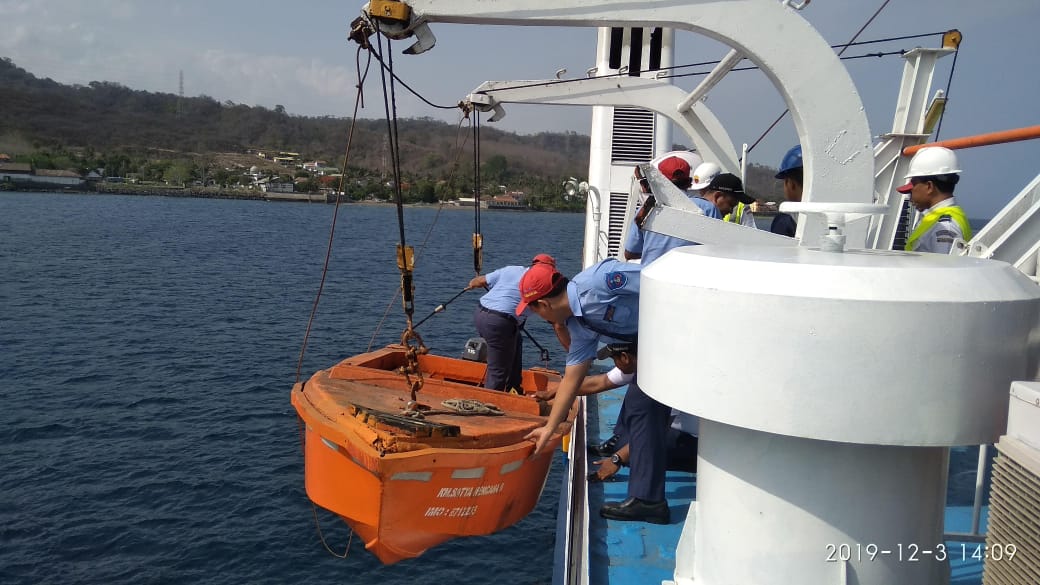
[744,0,894,156]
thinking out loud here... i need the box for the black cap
[597,341,637,360]
[706,173,755,205]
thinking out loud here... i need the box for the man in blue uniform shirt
[624,155,724,266]
[466,254,556,391]
[521,258,671,524]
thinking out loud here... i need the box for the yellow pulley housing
[369,0,411,23]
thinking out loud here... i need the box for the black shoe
[599,497,670,525]
[587,434,620,457]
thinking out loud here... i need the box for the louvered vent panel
[611,107,655,165]
[606,191,630,258]
[982,437,1040,585]
[892,196,913,250]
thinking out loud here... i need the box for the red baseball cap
[896,181,915,194]
[656,156,691,182]
[531,253,556,267]
[516,262,562,315]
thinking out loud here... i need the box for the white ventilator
[640,244,1040,585]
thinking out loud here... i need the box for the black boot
[599,497,670,524]
[587,434,620,457]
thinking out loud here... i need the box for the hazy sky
[2,0,1038,218]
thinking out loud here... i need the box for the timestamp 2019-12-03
[825,542,1018,563]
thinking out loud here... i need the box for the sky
[2,0,1038,218]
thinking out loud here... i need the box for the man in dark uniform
[521,258,671,524]
[466,254,556,391]
[771,145,802,237]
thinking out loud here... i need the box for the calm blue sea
[0,192,584,585]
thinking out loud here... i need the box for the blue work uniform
[770,212,797,237]
[565,259,672,504]
[474,265,528,391]
[624,195,722,266]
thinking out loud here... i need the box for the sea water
[0,192,987,584]
[1,192,582,585]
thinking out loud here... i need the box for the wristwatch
[610,453,625,467]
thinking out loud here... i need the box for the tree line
[0,57,782,206]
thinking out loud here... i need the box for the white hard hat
[904,146,961,179]
[690,162,722,191]
[651,150,702,175]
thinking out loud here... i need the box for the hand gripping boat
[291,345,570,563]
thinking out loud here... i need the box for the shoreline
[2,186,584,212]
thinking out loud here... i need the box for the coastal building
[488,195,528,210]
[453,197,488,208]
[302,160,338,175]
[33,169,85,187]
[257,177,294,193]
[751,200,779,214]
[0,162,32,182]
[0,164,83,188]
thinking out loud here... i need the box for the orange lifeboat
[291,345,571,564]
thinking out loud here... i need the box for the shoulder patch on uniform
[605,271,628,291]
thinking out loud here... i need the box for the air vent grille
[606,191,630,258]
[610,107,655,165]
[983,436,1040,585]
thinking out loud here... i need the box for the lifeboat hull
[291,346,570,563]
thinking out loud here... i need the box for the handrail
[903,124,1040,156]
[942,443,990,544]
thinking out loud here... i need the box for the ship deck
[583,384,988,585]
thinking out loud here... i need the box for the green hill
[0,57,782,202]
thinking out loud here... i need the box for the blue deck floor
[585,385,987,585]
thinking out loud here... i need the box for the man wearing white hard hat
[624,151,722,266]
[691,162,757,228]
[896,146,973,254]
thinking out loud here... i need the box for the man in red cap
[624,155,724,266]
[520,257,672,524]
[465,254,557,391]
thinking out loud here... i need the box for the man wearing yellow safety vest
[896,146,973,254]
[724,201,756,228]
[690,161,757,227]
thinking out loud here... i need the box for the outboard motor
[461,337,488,362]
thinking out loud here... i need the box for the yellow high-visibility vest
[724,202,747,224]
[905,204,972,251]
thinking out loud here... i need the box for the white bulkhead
[640,246,1040,585]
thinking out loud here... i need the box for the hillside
[0,57,783,201]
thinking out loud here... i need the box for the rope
[413,287,471,329]
[659,49,906,82]
[372,25,428,407]
[291,41,376,559]
[296,415,355,558]
[402,398,505,418]
[447,31,947,100]
[933,47,959,140]
[745,0,893,156]
[472,111,483,276]
[519,324,552,368]
[364,46,458,110]
[366,114,475,352]
[377,34,409,279]
[294,44,371,386]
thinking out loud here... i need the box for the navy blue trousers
[619,378,672,502]
[473,306,522,391]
